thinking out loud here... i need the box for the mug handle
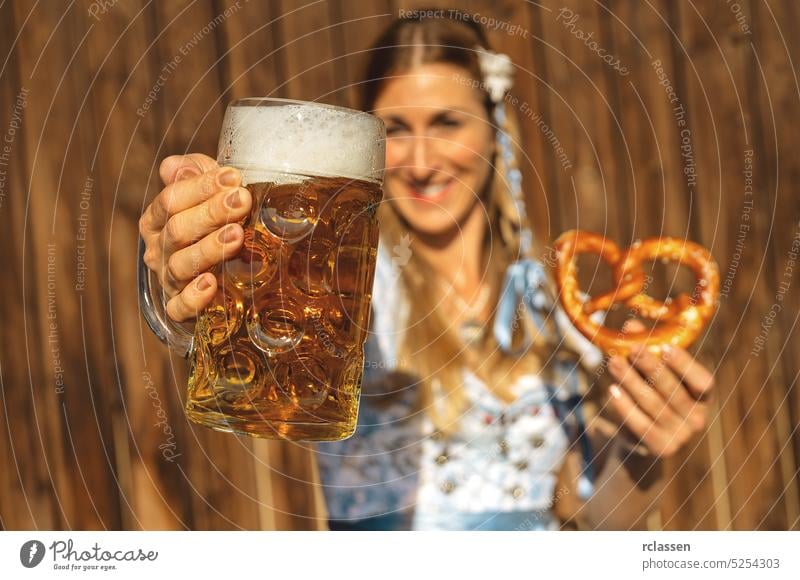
[137,236,195,358]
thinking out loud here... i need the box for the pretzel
[552,230,719,356]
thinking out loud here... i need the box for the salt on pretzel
[553,230,719,356]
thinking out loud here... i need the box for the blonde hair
[361,11,566,434]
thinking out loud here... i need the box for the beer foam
[218,100,386,185]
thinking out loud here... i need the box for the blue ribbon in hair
[490,100,596,500]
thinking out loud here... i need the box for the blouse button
[509,485,525,499]
[530,435,546,448]
[496,439,509,456]
[440,480,457,494]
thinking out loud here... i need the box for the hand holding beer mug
[138,98,386,441]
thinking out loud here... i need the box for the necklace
[438,275,491,346]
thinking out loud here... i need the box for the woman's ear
[487,127,501,181]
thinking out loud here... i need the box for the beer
[139,97,385,441]
[186,175,381,440]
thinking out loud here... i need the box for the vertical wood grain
[0,0,797,532]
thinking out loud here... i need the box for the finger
[628,344,707,432]
[165,272,218,323]
[608,354,683,432]
[662,345,716,400]
[144,166,243,235]
[160,186,252,255]
[608,384,672,454]
[159,153,218,185]
[165,224,245,286]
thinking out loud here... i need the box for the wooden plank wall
[0,0,797,530]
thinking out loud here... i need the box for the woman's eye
[437,117,462,129]
[386,125,408,135]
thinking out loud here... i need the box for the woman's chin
[404,213,466,237]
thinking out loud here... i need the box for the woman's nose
[407,135,437,181]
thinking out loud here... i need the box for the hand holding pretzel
[552,230,719,357]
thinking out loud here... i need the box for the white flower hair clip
[475,45,514,103]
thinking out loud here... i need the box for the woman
[139,10,716,530]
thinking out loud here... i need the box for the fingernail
[661,344,673,358]
[175,167,198,182]
[217,168,240,187]
[609,384,622,399]
[218,224,239,243]
[196,274,212,291]
[225,189,242,209]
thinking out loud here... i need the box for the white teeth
[418,181,450,196]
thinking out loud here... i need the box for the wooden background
[1,0,798,530]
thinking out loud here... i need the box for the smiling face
[373,62,496,237]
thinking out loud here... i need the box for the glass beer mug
[138,98,386,441]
